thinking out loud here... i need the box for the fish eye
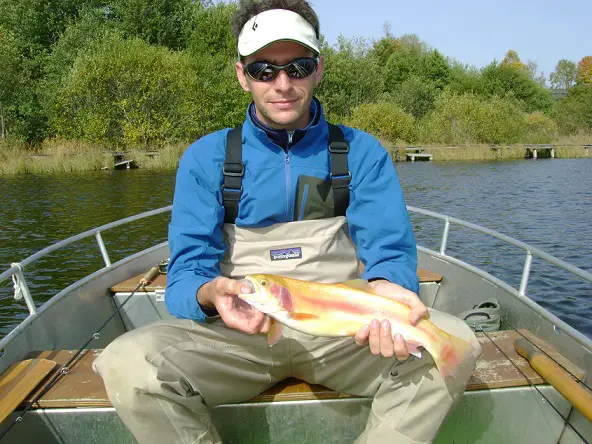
[260,279,268,286]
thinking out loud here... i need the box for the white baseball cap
[238,9,320,57]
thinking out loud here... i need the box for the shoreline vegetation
[0,137,589,176]
[1,1,591,176]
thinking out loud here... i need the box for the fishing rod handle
[140,266,160,285]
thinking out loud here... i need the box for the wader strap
[222,127,243,224]
[327,123,350,218]
[222,123,350,223]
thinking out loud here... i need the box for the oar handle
[514,338,592,423]
[140,266,160,285]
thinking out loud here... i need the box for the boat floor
[13,329,583,410]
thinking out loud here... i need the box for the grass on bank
[0,139,189,175]
[384,139,591,162]
[1,134,590,175]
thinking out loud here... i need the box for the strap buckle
[329,141,349,154]
[330,171,352,189]
[222,187,243,201]
[223,161,244,177]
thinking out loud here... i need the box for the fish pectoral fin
[267,319,283,346]
[340,279,376,293]
[406,340,423,359]
[288,313,320,321]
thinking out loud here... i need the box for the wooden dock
[405,147,433,162]
[112,152,137,170]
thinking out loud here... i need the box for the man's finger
[393,333,410,361]
[259,315,272,334]
[409,304,428,325]
[379,320,394,358]
[368,319,381,355]
[355,324,370,345]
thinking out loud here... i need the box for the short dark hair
[231,0,320,41]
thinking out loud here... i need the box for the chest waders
[219,124,361,286]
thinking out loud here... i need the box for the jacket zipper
[285,131,294,219]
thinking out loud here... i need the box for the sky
[309,0,590,81]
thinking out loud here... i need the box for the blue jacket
[165,99,419,321]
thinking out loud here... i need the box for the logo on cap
[252,20,258,31]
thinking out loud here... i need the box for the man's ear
[314,55,325,86]
[236,61,251,92]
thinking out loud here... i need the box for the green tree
[482,62,553,113]
[39,8,118,138]
[448,62,488,96]
[108,0,199,50]
[368,37,401,66]
[392,75,439,119]
[51,32,204,146]
[316,36,382,120]
[0,28,21,138]
[421,91,525,144]
[550,59,577,90]
[555,84,592,134]
[383,50,420,92]
[0,0,94,57]
[346,102,417,143]
[187,2,237,59]
[419,50,451,90]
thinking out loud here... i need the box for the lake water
[1,158,591,339]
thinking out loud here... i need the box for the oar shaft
[514,338,592,422]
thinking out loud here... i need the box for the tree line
[0,0,590,148]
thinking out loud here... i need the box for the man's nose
[273,70,293,91]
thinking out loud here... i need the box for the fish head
[237,274,293,315]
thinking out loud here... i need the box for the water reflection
[1,159,591,338]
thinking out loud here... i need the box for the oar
[0,358,56,424]
[514,338,592,422]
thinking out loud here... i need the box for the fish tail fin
[430,330,475,379]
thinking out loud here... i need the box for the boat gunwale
[418,245,592,350]
[0,241,168,351]
[1,205,591,351]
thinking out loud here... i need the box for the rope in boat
[479,327,590,444]
[0,280,146,441]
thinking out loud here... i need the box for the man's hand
[197,277,271,335]
[354,279,428,360]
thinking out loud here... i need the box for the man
[93,1,481,443]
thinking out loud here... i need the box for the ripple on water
[1,160,591,338]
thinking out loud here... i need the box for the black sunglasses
[243,57,319,82]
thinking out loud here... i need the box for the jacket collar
[246,97,325,150]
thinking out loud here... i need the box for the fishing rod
[0,263,163,441]
[479,326,591,444]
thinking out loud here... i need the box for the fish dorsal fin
[340,279,375,293]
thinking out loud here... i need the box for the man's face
[236,41,324,130]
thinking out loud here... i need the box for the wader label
[270,247,302,261]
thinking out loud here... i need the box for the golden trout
[238,273,473,378]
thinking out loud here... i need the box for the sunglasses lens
[246,62,278,81]
[287,58,318,78]
[245,58,318,81]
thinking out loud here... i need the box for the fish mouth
[237,275,282,315]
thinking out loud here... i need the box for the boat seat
[10,329,583,409]
[109,267,444,293]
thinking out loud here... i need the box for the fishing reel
[158,258,170,274]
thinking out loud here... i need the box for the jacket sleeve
[347,142,419,294]
[165,145,226,321]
